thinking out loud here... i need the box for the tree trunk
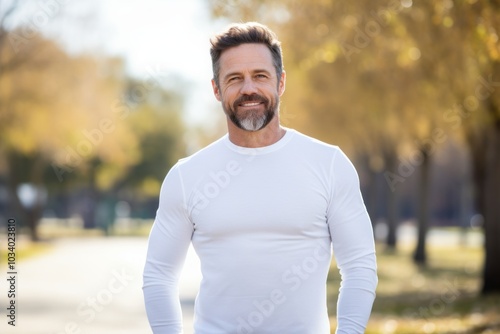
[364,154,379,229]
[481,111,500,294]
[467,131,487,227]
[7,152,46,242]
[413,149,431,265]
[26,204,43,242]
[367,168,378,228]
[82,160,100,229]
[385,151,398,249]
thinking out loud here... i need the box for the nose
[239,77,258,95]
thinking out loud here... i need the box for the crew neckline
[224,128,295,155]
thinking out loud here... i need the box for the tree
[400,0,500,293]
[103,78,187,197]
[0,0,143,240]
[460,1,500,294]
[64,77,188,232]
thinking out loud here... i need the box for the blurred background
[0,0,499,333]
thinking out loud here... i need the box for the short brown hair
[210,22,283,87]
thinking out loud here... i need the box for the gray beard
[224,94,279,132]
[229,107,275,131]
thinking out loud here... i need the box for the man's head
[209,22,286,132]
[210,22,283,88]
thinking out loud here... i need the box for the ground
[328,242,500,334]
[0,222,498,334]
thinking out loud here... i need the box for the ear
[278,71,286,96]
[211,79,222,101]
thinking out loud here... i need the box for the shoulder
[287,129,358,178]
[288,129,342,158]
[176,135,228,167]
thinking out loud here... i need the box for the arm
[327,149,378,334]
[143,165,194,334]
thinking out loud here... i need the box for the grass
[28,218,154,239]
[327,243,500,334]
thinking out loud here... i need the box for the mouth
[234,94,268,110]
[239,101,263,107]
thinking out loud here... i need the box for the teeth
[242,102,260,106]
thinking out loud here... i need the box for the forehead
[219,43,274,75]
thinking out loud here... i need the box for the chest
[187,158,331,240]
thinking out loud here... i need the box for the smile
[239,102,262,107]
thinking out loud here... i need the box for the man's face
[212,43,285,132]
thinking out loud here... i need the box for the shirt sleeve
[142,164,194,334]
[327,149,378,334]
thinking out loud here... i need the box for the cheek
[221,87,238,102]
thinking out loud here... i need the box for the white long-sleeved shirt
[143,129,377,334]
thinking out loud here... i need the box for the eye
[228,76,240,82]
[256,74,268,79]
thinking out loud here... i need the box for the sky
[106,0,228,128]
[94,0,231,127]
[9,0,232,127]
[97,0,220,78]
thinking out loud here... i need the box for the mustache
[233,94,269,108]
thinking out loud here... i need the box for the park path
[0,236,202,334]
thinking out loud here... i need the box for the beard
[223,93,279,132]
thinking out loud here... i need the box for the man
[143,22,377,334]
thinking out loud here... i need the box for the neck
[227,116,286,148]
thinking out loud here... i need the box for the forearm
[143,280,183,333]
[142,227,190,333]
[335,256,378,334]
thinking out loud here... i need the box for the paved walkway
[0,237,202,334]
